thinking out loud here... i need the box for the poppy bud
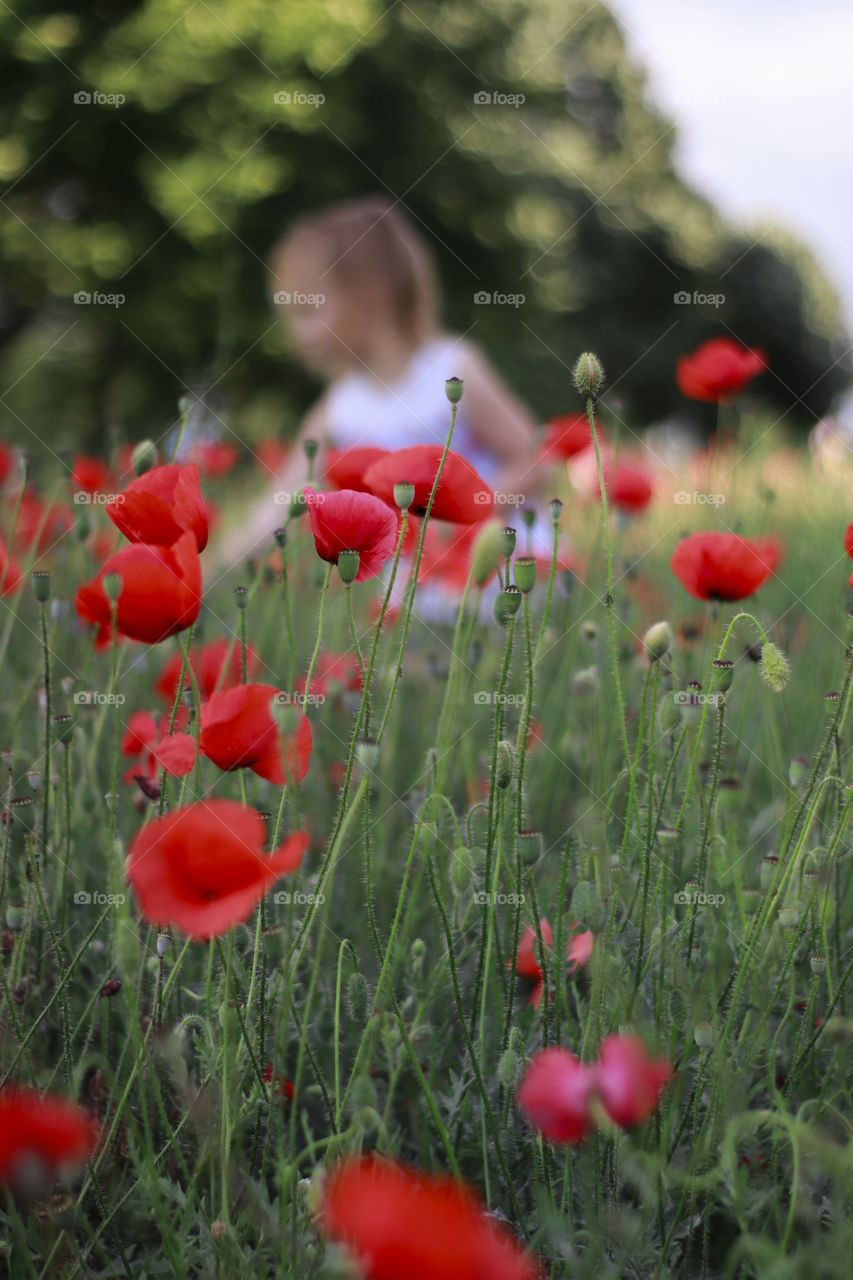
[352,1073,378,1114]
[498,1034,523,1089]
[451,846,474,895]
[517,829,542,864]
[760,855,780,892]
[445,377,464,404]
[759,642,790,693]
[346,971,369,1022]
[156,932,171,959]
[500,527,516,558]
[411,937,426,974]
[31,570,51,604]
[788,756,808,787]
[693,1021,713,1050]
[513,556,536,594]
[571,666,601,697]
[393,482,415,511]
[102,572,123,603]
[643,621,672,661]
[356,738,380,771]
[548,497,563,523]
[496,740,513,789]
[581,620,598,644]
[573,351,605,399]
[712,659,734,692]
[337,549,360,585]
[132,440,158,476]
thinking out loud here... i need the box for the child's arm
[207,395,330,578]
[457,341,551,501]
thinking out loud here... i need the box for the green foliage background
[0,0,849,455]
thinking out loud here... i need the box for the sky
[607,0,853,335]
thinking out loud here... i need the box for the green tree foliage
[0,0,848,455]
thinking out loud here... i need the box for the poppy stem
[302,563,333,704]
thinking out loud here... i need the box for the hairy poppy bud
[643,621,672,661]
[496,740,513,789]
[573,351,605,399]
[471,519,503,587]
[445,376,464,404]
[356,738,380,771]
[759,642,790,693]
[346,971,369,1022]
[132,439,157,476]
[451,846,474,895]
[788,756,808,787]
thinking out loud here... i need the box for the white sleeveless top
[323,333,501,484]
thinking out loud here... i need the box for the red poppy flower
[319,1155,541,1280]
[75,530,203,647]
[517,1048,597,1145]
[844,523,853,563]
[263,1064,296,1100]
[670,531,781,602]
[676,337,767,402]
[324,447,390,492]
[0,1086,98,1188]
[13,491,74,553]
[363,445,495,523]
[539,413,597,462]
[303,486,399,583]
[105,463,209,552]
[597,463,654,514]
[72,455,113,496]
[155,637,257,703]
[566,926,594,975]
[509,919,553,1011]
[0,442,15,488]
[191,440,239,479]
[294,651,364,700]
[0,539,23,597]
[255,437,290,475]
[199,683,312,785]
[126,799,308,939]
[121,710,159,757]
[595,1034,671,1129]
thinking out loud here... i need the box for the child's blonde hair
[269,196,440,355]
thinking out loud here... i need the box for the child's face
[280,256,352,377]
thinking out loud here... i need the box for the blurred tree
[0,0,848,461]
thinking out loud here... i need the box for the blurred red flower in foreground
[72,454,114,496]
[13,491,74,553]
[156,637,257,703]
[127,799,307,938]
[539,413,597,462]
[676,337,767,402]
[670,531,781,602]
[364,444,495,523]
[0,1086,98,1188]
[324,447,390,492]
[319,1155,541,1280]
[518,1035,671,1144]
[191,440,239,479]
[199,683,312,784]
[105,463,209,551]
[0,539,23,597]
[510,919,595,1009]
[597,463,654,514]
[75,530,202,647]
[303,486,399,582]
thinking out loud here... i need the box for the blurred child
[213,196,560,598]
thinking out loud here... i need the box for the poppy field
[4,346,853,1279]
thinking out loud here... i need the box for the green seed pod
[31,570,51,604]
[513,556,536,594]
[393,482,415,511]
[500,526,516,559]
[517,829,543,865]
[337,549,360,584]
[711,659,734,692]
[303,438,318,464]
[760,855,780,891]
[233,585,249,610]
[499,585,522,618]
[693,1021,714,1051]
[810,953,826,976]
[132,439,157,476]
[548,497,563,523]
[445,376,464,404]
